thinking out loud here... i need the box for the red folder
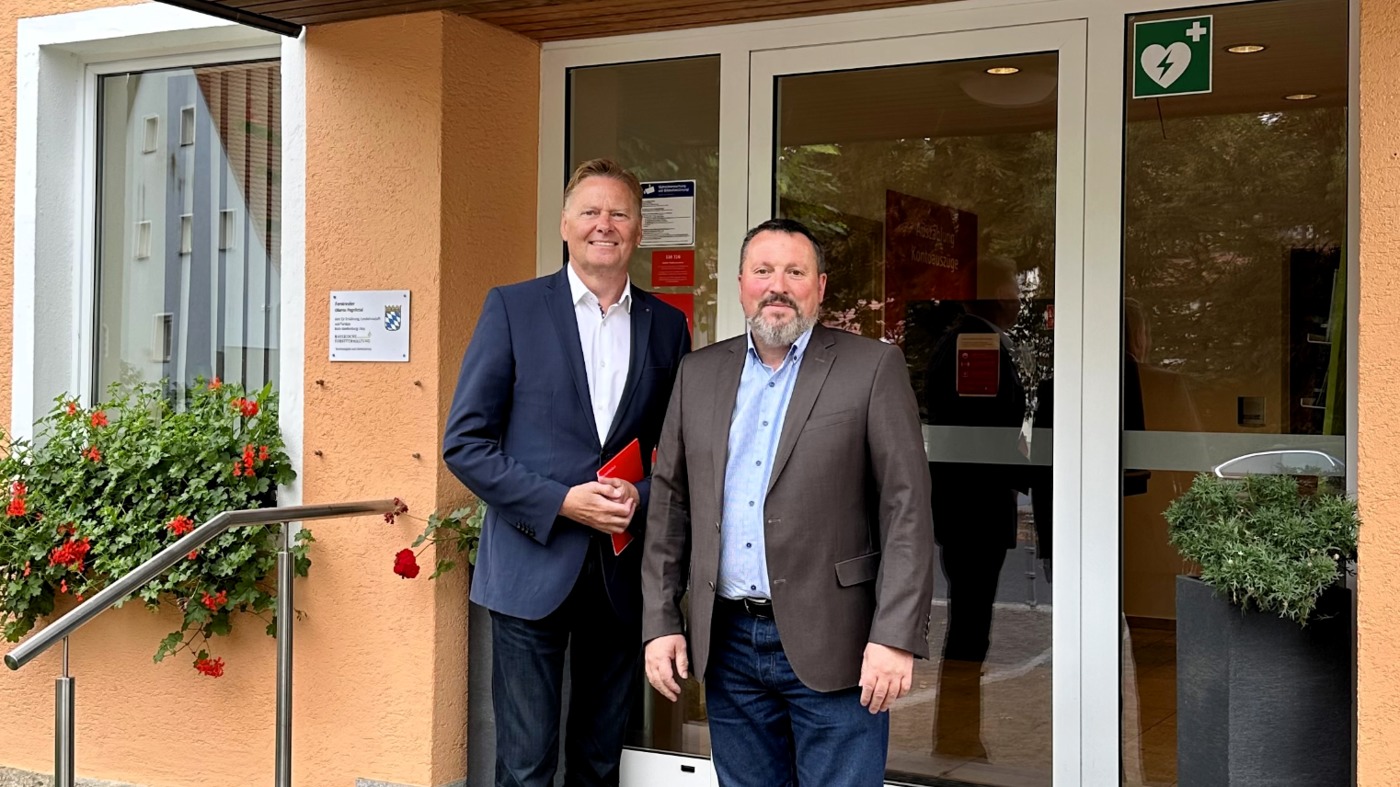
[598,438,644,555]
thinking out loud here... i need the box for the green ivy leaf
[153,630,184,663]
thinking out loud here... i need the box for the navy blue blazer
[443,266,690,621]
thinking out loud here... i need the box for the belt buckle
[742,597,771,617]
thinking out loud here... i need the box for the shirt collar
[746,325,815,367]
[567,263,632,314]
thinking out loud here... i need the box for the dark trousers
[704,603,889,787]
[939,540,1009,662]
[489,546,640,787]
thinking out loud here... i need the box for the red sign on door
[651,250,695,288]
[654,292,694,333]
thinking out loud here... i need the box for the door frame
[535,0,1361,783]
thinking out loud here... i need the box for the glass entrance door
[749,22,1087,787]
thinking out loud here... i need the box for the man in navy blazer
[443,159,690,787]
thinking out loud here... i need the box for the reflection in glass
[1120,1,1349,784]
[778,53,1058,786]
[96,61,282,403]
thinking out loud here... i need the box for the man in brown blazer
[641,218,935,786]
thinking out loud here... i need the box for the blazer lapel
[767,326,836,494]
[545,267,601,449]
[712,340,745,509]
[603,293,651,448]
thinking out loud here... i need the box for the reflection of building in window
[96,61,281,402]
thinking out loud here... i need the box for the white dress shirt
[567,263,632,445]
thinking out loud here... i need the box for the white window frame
[538,0,1361,784]
[13,4,307,506]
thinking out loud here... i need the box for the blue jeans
[490,546,640,787]
[705,603,890,787]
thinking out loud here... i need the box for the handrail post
[275,522,294,787]
[56,636,74,787]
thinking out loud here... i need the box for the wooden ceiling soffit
[468,0,956,41]
[160,0,953,40]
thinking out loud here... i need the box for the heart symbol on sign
[1141,42,1192,89]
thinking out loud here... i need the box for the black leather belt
[718,596,774,619]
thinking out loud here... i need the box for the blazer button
[715,521,721,532]
[707,581,716,591]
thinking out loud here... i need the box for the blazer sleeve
[441,288,571,545]
[865,343,936,657]
[641,355,693,644]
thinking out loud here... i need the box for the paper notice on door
[955,333,1000,397]
[639,181,696,248]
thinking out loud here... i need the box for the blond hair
[562,158,643,212]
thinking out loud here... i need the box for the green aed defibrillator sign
[1133,15,1213,99]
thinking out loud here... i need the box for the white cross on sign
[1186,20,1209,42]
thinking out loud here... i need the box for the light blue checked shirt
[717,327,814,600]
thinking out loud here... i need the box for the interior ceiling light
[961,69,1057,107]
[1227,44,1267,54]
[1284,93,1318,100]
[985,66,1020,75]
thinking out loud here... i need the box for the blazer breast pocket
[835,552,881,587]
[804,408,859,432]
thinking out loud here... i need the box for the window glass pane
[565,54,720,759]
[96,61,281,402]
[778,53,1058,787]
[568,56,720,350]
[1119,2,1349,784]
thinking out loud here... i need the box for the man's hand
[596,476,641,513]
[645,634,690,702]
[560,482,635,533]
[858,642,914,714]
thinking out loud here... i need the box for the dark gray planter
[1176,575,1353,787]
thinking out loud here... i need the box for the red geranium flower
[50,537,91,572]
[64,401,78,417]
[208,377,222,391]
[232,398,260,418]
[84,446,101,463]
[12,481,27,497]
[201,590,228,611]
[89,410,108,428]
[194,656,225,678]
[258,445,270,462]
[167,515,195,536]
[393,548,421,579]
[7,497,25,518]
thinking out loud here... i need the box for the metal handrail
[4,498,398,787]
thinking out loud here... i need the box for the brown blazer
[641,324,935,692]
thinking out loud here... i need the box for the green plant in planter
[1164,472,1358,625]
[0,379,308,676]
[389,501,483,580]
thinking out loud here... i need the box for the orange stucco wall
[1357,0,1400,784]
[0,7,537,787]
[302,11,537,786]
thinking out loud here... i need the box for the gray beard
[748,310,817,350]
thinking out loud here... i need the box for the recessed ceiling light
[1283,93,1318,101]
[985,67,1020,75]
[1227,44,1267,54]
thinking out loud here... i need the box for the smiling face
[560,175,642,279]
[739,229,827,349]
